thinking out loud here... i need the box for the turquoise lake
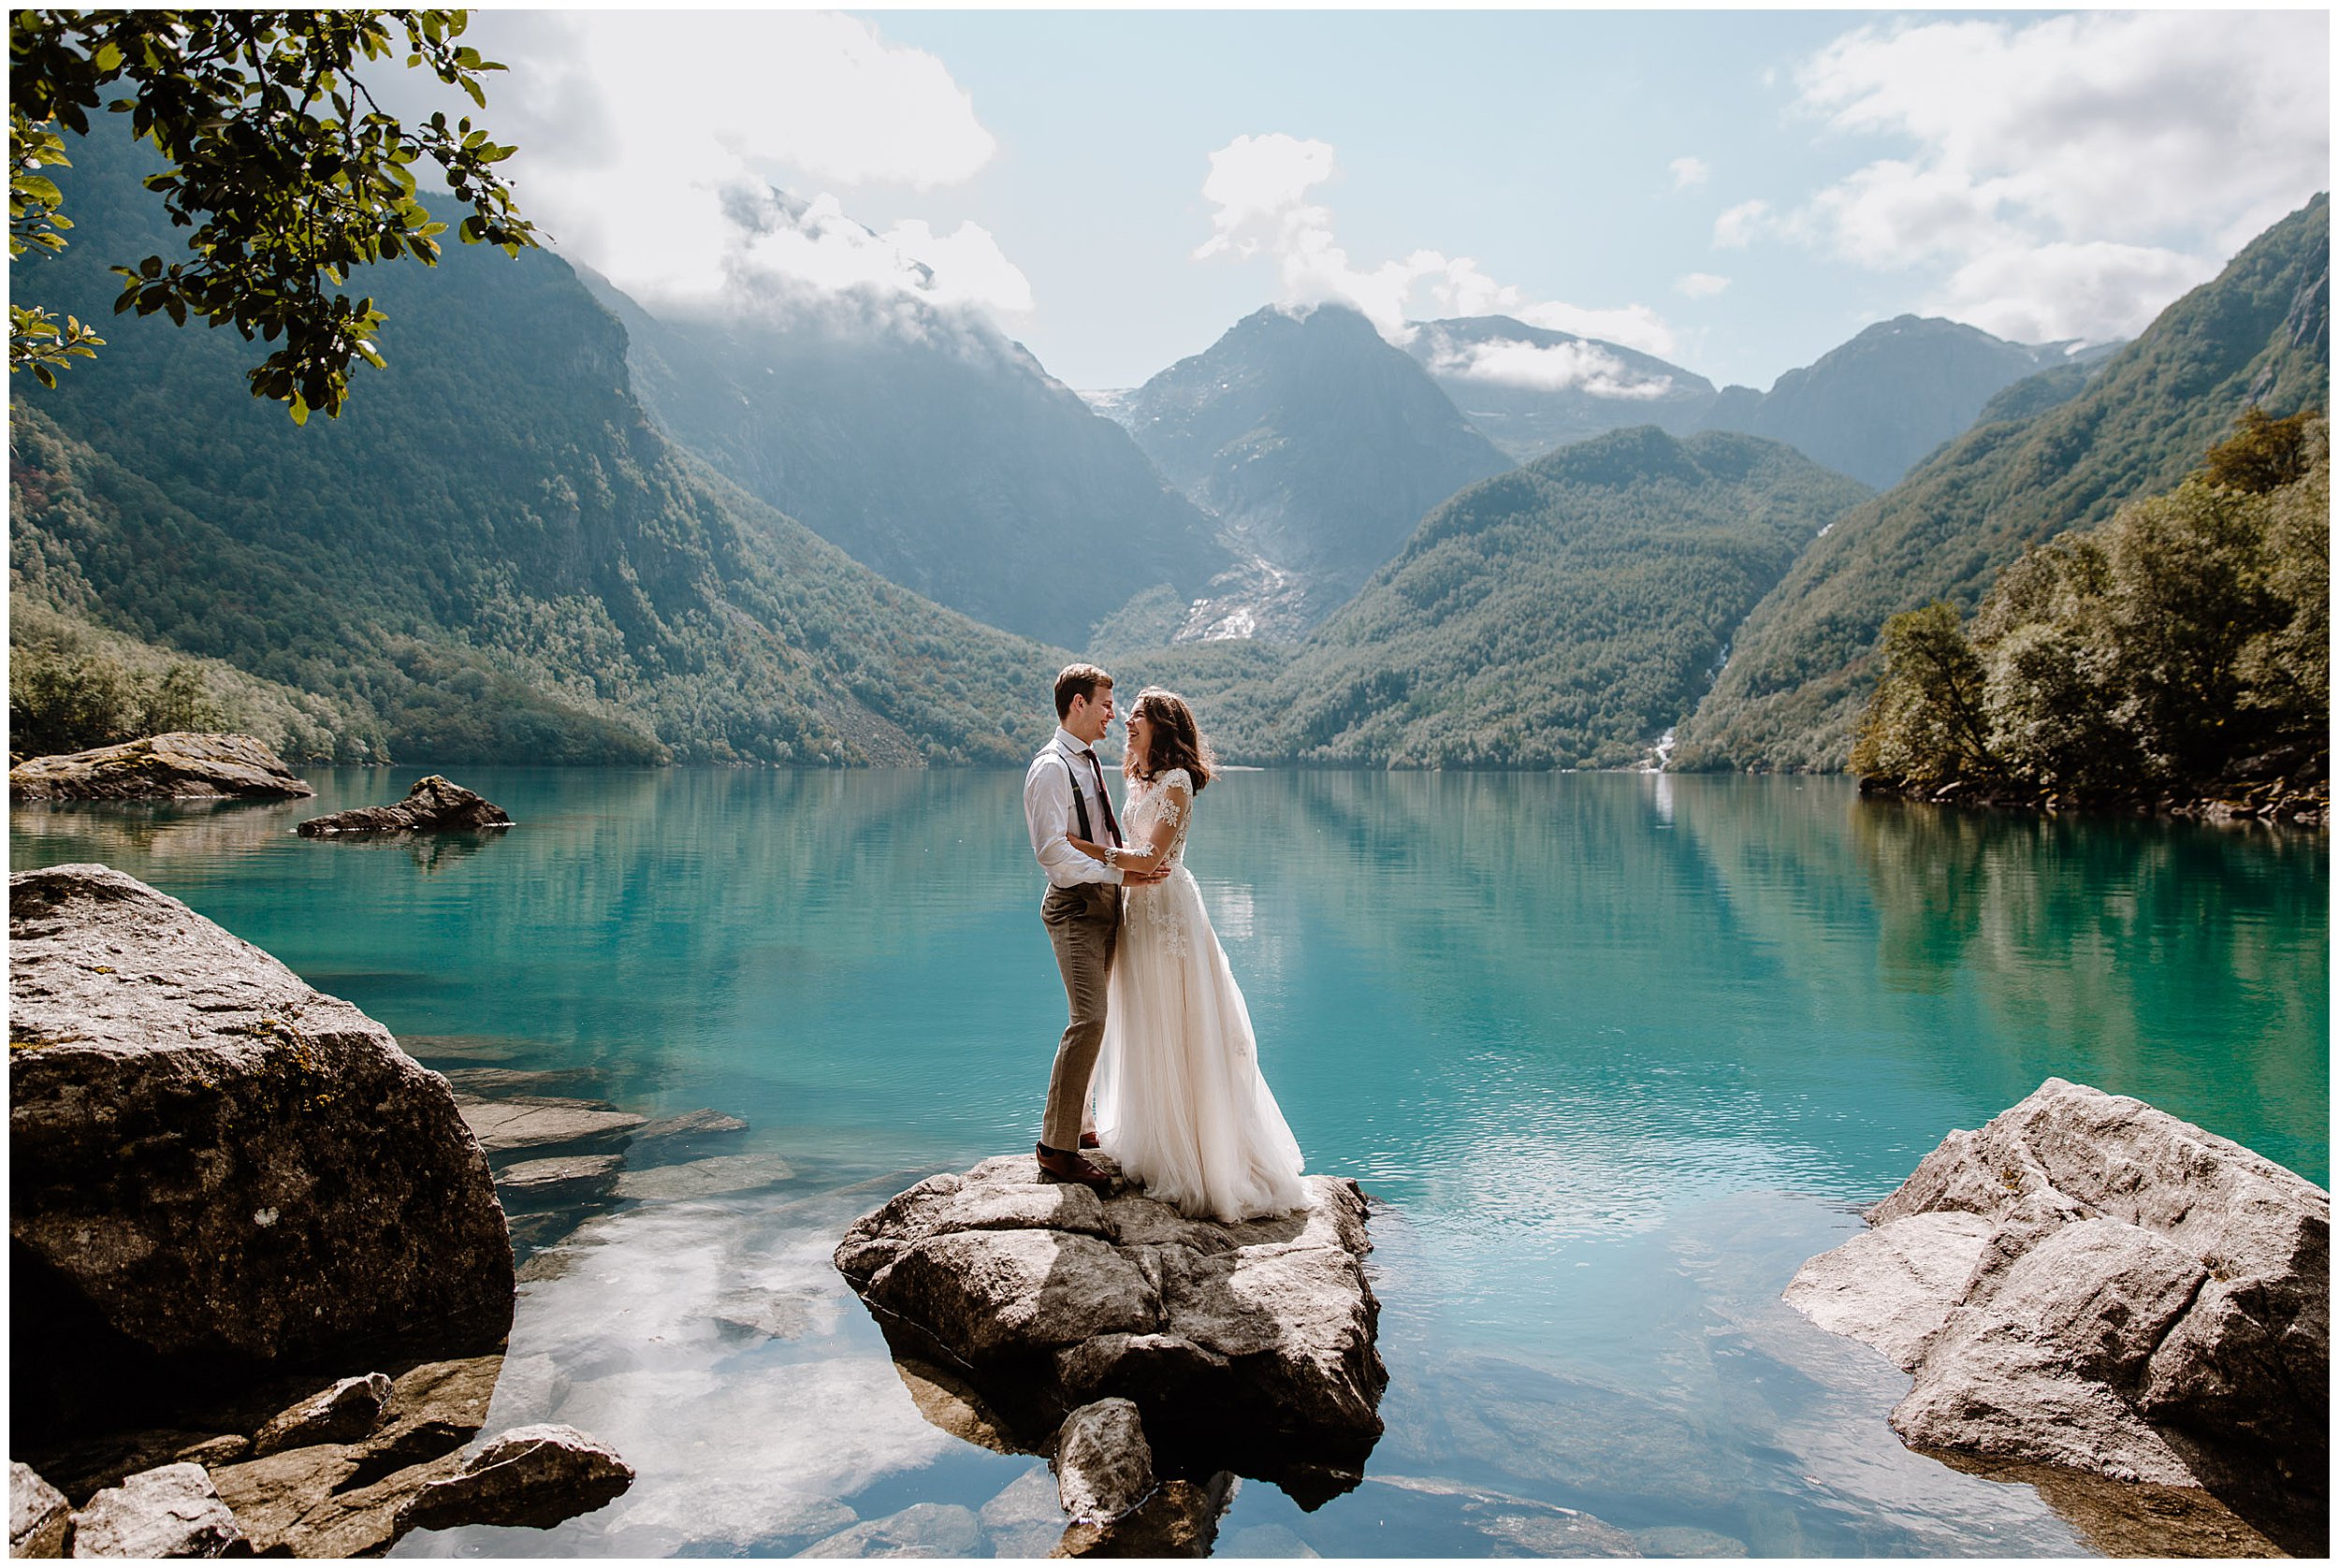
[11,768,2328,1557]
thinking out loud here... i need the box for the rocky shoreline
[1857,771,2330,828]
[8,864,637,1556]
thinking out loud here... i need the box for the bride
[1068,689,1308,1223]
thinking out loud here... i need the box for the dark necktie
[1081,748,1124,846]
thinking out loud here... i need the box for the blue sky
[447,9,2329,393]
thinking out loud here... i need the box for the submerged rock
[632,1108,749,1143]
[1053,1472,1235,1558]
[835,1153,1385,1500]
[67,1462,245,1558]
[495,1154,625,1205]
[613,1153,796,1202]
[12,1462,70,1558]
[1787,1078,2328,1551]
[295,775,512,835]
[8,865,514,1428]
[1053,1399,1154,1522]
[800,1502,982,1559]
[9,733,314,804]
[456,1096,646,1156]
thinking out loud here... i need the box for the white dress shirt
[1024,727,1126,889]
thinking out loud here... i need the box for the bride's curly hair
[1125,688,1214,792]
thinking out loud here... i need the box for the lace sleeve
[1155,771,1192,829]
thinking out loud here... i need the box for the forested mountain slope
[10,129,1060,765]
[582,256,1228,652]
[1135,428,1870,768]
[1673,195,2331,773]
[1119,303,1515,639]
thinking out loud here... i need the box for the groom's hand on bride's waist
[1123,864,1171,885]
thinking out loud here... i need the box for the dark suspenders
[1061,754,1094,842]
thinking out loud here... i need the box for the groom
[1023,663,1164,1190]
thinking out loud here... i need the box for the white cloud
[1784,11,2327,340]
[1669,156,1711,191]
[1510,301,1679,359]
[1192,134,1679,358]
[719,191,1034,321]
[1432,338,1675,399]
[1712,199,1770,250]
[1194,134,1339,261]
[879,219,1035,314]
[1922,240,2217,346]
[1676,272,1731,299]
[432,12,1015,321]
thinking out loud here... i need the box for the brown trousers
[1040,880,1122,1152]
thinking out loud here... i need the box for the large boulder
[9,865,514,1427]
[834,1153,1384,1500]
[1787,1079,2328,1546]
[10,733,313,803]
[295,776,511,836]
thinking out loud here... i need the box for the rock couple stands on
[1787,1077,2328,1549]
[9,864,631,1555]
[8,733,314,802]
[835,1152,1387,1507]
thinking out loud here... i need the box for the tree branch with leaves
[9,8,536,421]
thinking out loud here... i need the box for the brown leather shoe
[1079,1131,1101,1150]
[1035,1141,1112,1192]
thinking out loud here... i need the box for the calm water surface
[12,769,2327,1557]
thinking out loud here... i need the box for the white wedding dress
[1095,768,1308,1223]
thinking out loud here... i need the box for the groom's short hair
[1054,663,1111,719]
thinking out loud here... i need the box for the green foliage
[2202,405,2317,494]
[8,620,227,760]
[1849,603,1998,783]
[1676,195,2331,773]
[9,118,105,385]
[9,600,386,762]
[1085,583,1190,660]
[1851,414,2330,793]
[9,9,532,421]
